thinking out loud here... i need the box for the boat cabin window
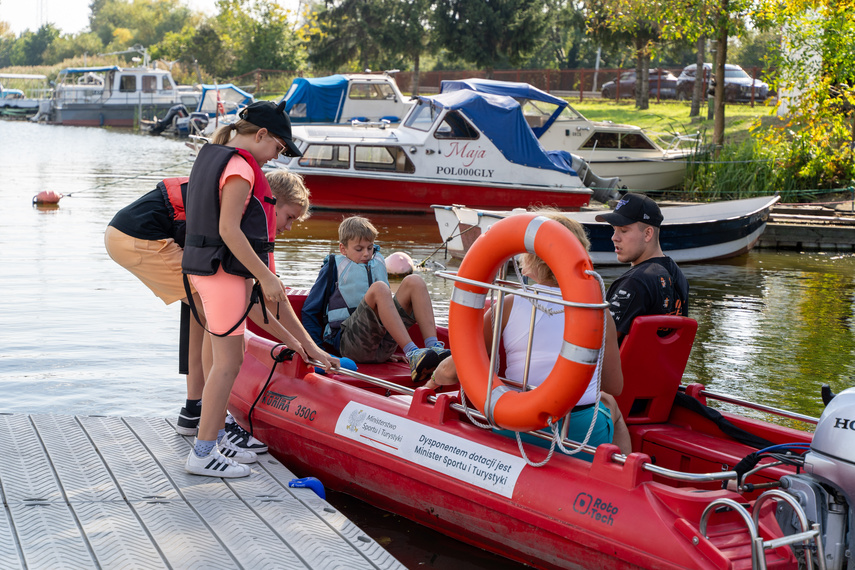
[403,100,439,131]
[119,75,137,93]
[142,75,158,93]
[298,144,350,169]
[433,111,479,140]
[349,82,397,101]
[580,132,656,150]
[354,146,415,173]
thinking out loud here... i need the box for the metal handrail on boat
[698,492,825,570]
[678,386,819,425]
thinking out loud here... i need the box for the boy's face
[339,238,375,264]
[275,202,304,234]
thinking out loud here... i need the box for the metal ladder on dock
[700,490,826,570]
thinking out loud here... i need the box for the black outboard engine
[566,153,623,203]
[778,387,855,569]
[150,104,189,135]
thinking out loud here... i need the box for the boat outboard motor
[565,152,623,203]
[777,387,855,569]
[150,104,189,135]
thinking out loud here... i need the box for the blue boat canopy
[58,66,121,75]
[281,75,348,123]
[196,84,253,116]
[439,78,568,138]
[419,90,576,176]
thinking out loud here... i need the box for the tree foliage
[432,0,550,76]
[754,0,855,190]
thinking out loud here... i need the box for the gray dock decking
[0,413,405,569]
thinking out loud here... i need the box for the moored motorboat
[433,194,780,263]
[44,64,199,128]
[281,71,413,124]
[228,219,852,569]
[271,89,621,213]
[439,78,699,191]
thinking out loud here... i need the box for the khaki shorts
[340,297,416,363]
[104,226,195,305]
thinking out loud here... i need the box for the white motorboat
[433,195,781,263]
[440,78,700,191]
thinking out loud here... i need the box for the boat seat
[615,315,698,424]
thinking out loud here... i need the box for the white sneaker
[218,436,258,464]
[185,446,251,478]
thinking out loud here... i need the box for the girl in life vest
[182,101,335,478]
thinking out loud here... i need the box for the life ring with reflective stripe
[449,213,604,432]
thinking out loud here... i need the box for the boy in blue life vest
[302,216,450,382]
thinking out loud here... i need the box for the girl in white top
[430,213,631,456]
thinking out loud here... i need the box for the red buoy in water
[33,190,63,204]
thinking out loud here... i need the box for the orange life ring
[449,213,604,432]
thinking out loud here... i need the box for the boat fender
[385,251,415,276]
[315,355,357,375]
[288,477,326,499]
[449,213,604,432]
[33,190,62,204]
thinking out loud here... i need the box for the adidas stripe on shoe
[224,415,268,453]
[185,446,250,478]
[218,436,258,464]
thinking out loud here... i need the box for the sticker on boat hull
[335,401,525,498]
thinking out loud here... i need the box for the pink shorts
[190,268,252,336]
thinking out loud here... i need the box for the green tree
[89,0,195,52]
[432,0,549,77]
[756,0,855,190]
[43,32,105,65]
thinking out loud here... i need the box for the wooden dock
[759,205,855,252]
[0,413,405,569]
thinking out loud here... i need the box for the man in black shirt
[595,193,689,344]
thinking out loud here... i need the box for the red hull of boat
[295,173,591,213]
[230,330,806,570]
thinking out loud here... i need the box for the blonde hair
[266,170,311,222]
[211,119,262,145]
[520,209,590,285]
[338,216,378,246]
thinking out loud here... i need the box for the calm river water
[2,119,854,567]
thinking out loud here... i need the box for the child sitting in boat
[427,213,631,457]
[302,215,451,383]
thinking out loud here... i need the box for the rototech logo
[573,492,593,514]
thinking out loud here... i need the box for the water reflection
[3,120,854,423]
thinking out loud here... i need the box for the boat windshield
[403,100,439,131]
[520,98,583,124]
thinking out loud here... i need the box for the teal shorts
[495,401,614,463]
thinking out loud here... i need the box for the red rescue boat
[229,215,853,569]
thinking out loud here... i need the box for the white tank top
[502,286,600,406]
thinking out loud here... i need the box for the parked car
[601,68,678,100]
[676,63,712,101]
[676,63,770,103]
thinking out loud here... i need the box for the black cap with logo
[239,100,302,157]
[595,193,663,228]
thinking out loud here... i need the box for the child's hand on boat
[307,345,337,372]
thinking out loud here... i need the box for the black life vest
[181,144,276,279]
[158,177,189,247]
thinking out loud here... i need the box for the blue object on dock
[289,476,326,499]
[315,356,357,375]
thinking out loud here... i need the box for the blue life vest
[323,250,388,340]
